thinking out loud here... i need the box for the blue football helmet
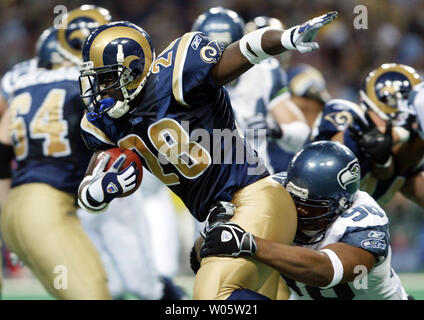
[288,64,331,103]
[191,6,245,47]
[244,16,285,34]
[360,63,422,125]
[56,5,112,65]
[285,140,361,244]
[79,21,155,119]
[36,27,66,68]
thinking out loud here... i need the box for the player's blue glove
[281,11,338,54]
[78,153,139,213]
[200,222,257,258]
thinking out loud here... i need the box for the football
[95,147,143,197]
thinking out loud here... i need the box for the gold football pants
[193,176,297,300]
[1,183,111,299]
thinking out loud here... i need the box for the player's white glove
[281,11,338,54]
[78,153,139,213]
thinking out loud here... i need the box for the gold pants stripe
[193,176,297,300]
[1,183,111,299]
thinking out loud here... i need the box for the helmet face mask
[80,62,139,119]
[360,63,422,126]
[79,21,155,120]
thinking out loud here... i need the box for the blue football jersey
[81,32,269,221]
[312,99,423,206]
[8,65,92,195]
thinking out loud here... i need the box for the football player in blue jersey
[311,63,424,208]
[201,141,411,300]
[189,8,317,299]
[0,6,113,299]
[76,12,338,299]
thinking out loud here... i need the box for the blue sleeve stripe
[340,225,390,258]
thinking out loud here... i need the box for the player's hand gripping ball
[94,148,143,197]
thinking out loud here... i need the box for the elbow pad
[239,27,275,64]
[276,121,310,153]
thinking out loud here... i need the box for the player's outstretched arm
[201,222,375,288]
[210,12,338,87]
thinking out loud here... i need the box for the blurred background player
[201,141,411,300]
[0,6,113,298]
[311,63,424,209]
[0,5,183,300]
[268,63,332,172]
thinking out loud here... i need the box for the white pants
[140,171,181,277]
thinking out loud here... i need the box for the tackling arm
[254,238,375,288]
[210,12,338,87]
[201,222,376,288]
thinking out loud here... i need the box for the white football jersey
[0,58,38,101]
[285,191,408,300]
[225,58,290,173]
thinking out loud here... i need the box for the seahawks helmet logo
[337,159,360,191]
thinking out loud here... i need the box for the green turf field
[2,273,424,300]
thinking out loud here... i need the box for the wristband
[239,27,274,64]
[280,26,297,50]
[319,249,344,289]
[77,175,108,213]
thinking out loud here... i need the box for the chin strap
[107,99,131,118]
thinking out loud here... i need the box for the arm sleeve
[171,32,226,107]
[340,224,390,259]
[80,114,116,151]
